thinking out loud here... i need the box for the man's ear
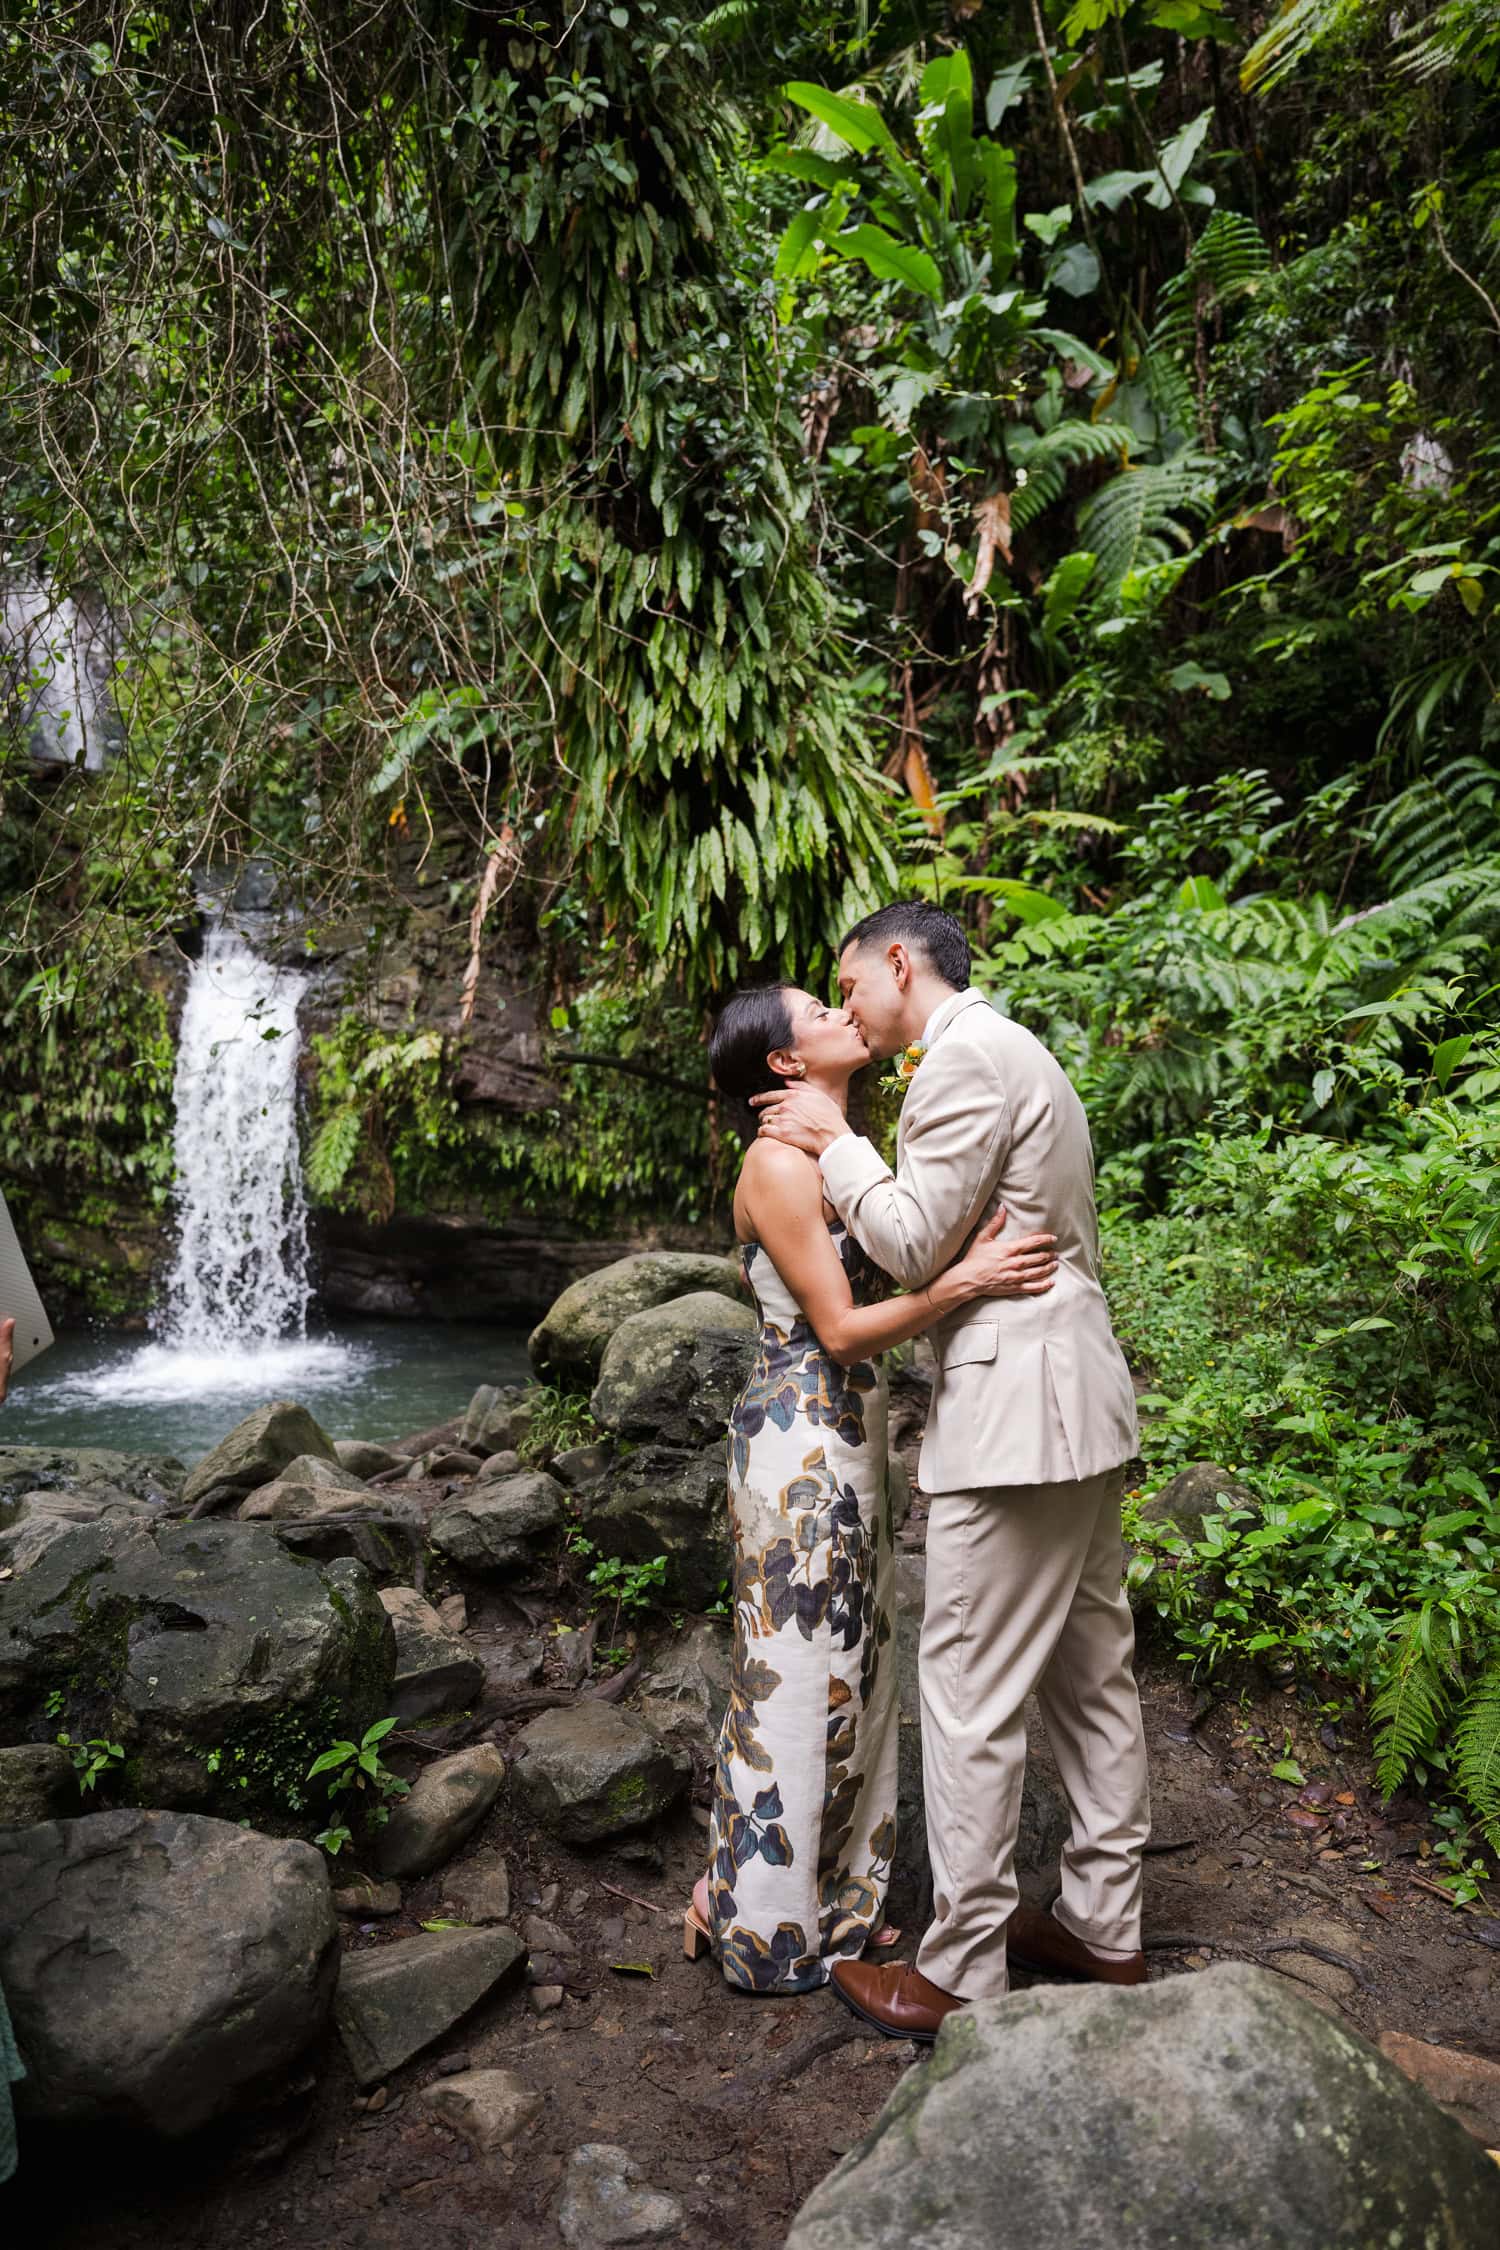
[888,941,911,988]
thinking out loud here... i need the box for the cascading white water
[1,578,118,771]
[78,908,356,1406]
[158,922,313,1350]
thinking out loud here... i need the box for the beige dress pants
[915,1466,1151,2002]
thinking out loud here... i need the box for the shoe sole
[829,1978,942,2046]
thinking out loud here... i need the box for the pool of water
[1,1320,532,1463]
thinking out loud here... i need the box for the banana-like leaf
[831,223,942,300]
[784,81,898,157]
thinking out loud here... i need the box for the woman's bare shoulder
[738,1137,824,1213]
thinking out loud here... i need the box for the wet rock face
[589,1294,758,1446]
[0,1809,337,2135]
[785,1964,1500,2250]
[0,1518,394,1816]
[528,1251,745,1386]
[510,1703,690,1846]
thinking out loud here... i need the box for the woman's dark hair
[710,983,797,1104]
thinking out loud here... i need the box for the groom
[755,899,1150,2038]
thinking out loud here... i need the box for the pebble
[332,1878,402,1918]
[436,1594,468,1634]
[538,1882,562,1914]
[558,2143,684,2247]
[530,1984,566,2014]
[434,2051,471,2076]
[523,1914,577,1956]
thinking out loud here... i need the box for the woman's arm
[742,1144,1056,1369]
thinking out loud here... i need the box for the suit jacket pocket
[939,1323,998,1369]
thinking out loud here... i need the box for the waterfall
[158,921,313,1350]
[1,578,120,772]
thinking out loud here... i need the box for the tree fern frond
[1152,211,1273,360]
[1008,419,1131,532]
[1075,454,1218,590]
[1371,1609,1452,1798]
[1369,758,1500,889]
[1454,1661,1500,1855]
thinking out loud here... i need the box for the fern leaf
[1371,1610,1451,1798]
[1454,1660,1500,1855]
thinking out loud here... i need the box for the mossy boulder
[459,1383,536,1459]
[1137,1460,1258,1546]
[180,1400,339,1514]
[786,1964,1500,2250]
[589,1292,757,1446]
[577,1444,730,1611]
[0,1518,395,1818]
[529,1251,745,1385]
[510,1702,689,1845]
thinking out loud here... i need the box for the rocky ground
[18,1496,1500,2249]
[5,1250,1500,2247]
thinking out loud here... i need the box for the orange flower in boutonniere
[880,1042,927,1098]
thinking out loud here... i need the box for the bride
[685,983,1058,1992]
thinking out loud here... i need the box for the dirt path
[31,1491,1500,2250]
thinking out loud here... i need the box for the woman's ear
[766,1047,807,1082]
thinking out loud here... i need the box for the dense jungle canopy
[2,1,1499,1858]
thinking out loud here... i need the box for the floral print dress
[706,1221,899,1992]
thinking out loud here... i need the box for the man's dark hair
[709,983,797,1105]
[840,900,970,990]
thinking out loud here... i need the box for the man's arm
[821,1040,1011,1289]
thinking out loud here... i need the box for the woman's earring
[789,1062,807,1078]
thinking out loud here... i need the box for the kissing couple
[684,898,1150,2039]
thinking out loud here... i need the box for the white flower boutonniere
[879,1042,927,1098]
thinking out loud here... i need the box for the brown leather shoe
[830,1959,965,2044]
[1007,1903,1146,1987]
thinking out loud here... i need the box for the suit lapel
[895,988,990,1158]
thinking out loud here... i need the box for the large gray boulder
[334,1925,525,2086]
[529,1251,744,1385]
[510,1702,690,1845]
[0,1809,337,2134]
[785,1964,1500,2250]
[374,1742,506,1879]
[430,1471,567,1573]
[380,1585,484,1721]
[590,1294,757,1444]
[334,1438,410,1481]
[578,1445,729,1611]
[0,1485,158,1575]
[0,1518,394,1817]
[180,1400,339,1513]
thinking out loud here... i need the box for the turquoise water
[2,1320,532,1464]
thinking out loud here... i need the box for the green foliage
[567,1535,670,1619]
[55,1732,127,1795]
[521,1387,601,1462]
[306,1716,410,1851]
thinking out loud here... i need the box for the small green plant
[521,1385,600,1467]
[44,1689,65,1719]
[306,1717,410,1846]
[57,1733,126,1793]
[1429,1808,1494,1908]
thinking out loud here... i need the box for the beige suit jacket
[819,988,1139,1492]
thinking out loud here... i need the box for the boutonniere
[879,1042,926,1098]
